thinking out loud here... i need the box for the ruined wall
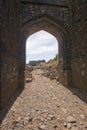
[20,0,72,87]
[0,0,20,108]
[0,0,87,109]
[71,1,87,92]
[0,0,2,109]
[0,0,72,108]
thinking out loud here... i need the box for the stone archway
[0,0,87,110]
[1,0,86,110]
[19,16,71,89]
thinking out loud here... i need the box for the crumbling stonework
[0,0,87,109]
[0,0,20,108]
[29,60,45,66]
[71,1,87,92]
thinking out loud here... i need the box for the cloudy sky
[26,30,58,63]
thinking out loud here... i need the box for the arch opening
[19,16,71,90]
[26,30,59,64]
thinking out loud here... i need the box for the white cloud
[26,30,58,63]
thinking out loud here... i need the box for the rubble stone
[66,116,76,123]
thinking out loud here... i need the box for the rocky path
[0,69,87,130]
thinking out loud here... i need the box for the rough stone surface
[38,125,46,130]
[25,65,33,81]
[71,1,87,93]
[0,0,87,109]
[0,69,87,130]
[40,62,59,81]
[66,116,76,123]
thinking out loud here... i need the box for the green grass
[47,54,59,64]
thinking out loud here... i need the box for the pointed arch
[26,30,58,63]
[19,15,71,88]
[21,15,69,41]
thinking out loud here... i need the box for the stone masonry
[0,0,87,109]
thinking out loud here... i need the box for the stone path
[0,69,87,130]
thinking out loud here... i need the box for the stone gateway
[0,0,87,109]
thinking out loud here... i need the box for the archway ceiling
[19,0,72,26]
[21,17,66,41]
[20,0,72,6]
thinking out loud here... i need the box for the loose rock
[66,116,76,123]
[26,78,32,83]
[67,123,72,129]
[80,114,85,120]
[38,125,46,130]
[61,108,67,114]
[71,127,79,130]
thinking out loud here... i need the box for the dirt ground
[0,69,87,130]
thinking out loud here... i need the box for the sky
[26,30,58,63]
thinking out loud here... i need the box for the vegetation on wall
[47,54,59,64]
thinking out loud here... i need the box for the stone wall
[0,0,87,109]
[20,0,72,87]
[0,0,72,108]
[71,1,87,92]
[0,0,20,108]
[0,0,2,109]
